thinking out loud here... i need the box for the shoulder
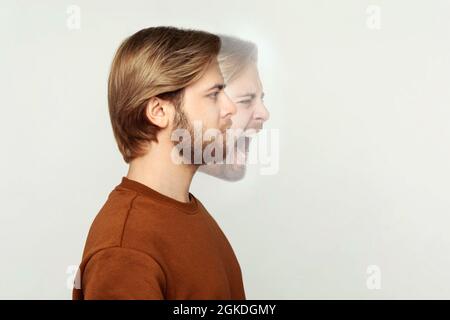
[81,188,164,261]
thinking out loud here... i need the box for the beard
[198,133,252,182]
[172,109,229,165]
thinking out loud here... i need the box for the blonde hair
[108,26,220,163]
[217,35,258,83]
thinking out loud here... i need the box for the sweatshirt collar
[117,176,199,214]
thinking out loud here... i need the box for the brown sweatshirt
[72,177,246,300]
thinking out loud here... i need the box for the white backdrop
[1,0,450,299]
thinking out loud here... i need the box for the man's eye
[208,91,220,100]
[238,99,252,106]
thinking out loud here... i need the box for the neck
[126,140,198,203]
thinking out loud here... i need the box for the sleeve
[81,247,166,300]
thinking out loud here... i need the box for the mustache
[245,123,263,133]
[220,120,233,132]
[218,122,264,137]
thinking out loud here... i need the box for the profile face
[199,61,270,180]
[171,59,237,165]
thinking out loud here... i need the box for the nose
[222,92,237,118]
[254,100,270,122]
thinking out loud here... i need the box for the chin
[199,162,247,182]
[221,164,247,181]
[199,135,251,181]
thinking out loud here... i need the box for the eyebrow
[206,83,226,92]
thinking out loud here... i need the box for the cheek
[188,99,218,123]
[208,104,221,121]
[181,95,202,122]
[231,107,253,129]
[198,103,221,129]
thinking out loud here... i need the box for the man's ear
[145,97,170,129]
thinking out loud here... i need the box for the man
[72,26,245,299]
[199,35,270,181]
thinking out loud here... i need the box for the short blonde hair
[108,26,220,163]
[218,35,258,83]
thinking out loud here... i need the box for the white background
[1,0,450,299]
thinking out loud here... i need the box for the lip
[246,125,262,132]
[222,125,231,132]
